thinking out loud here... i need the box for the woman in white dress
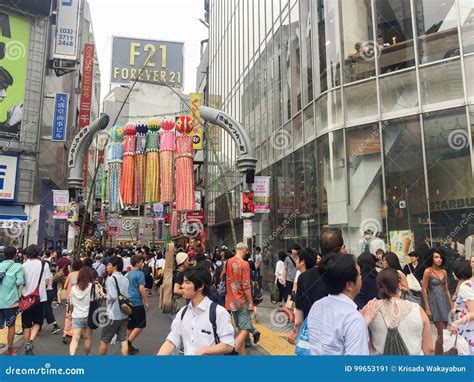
[367,269,434,355]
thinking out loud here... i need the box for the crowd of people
[0,230,472,357]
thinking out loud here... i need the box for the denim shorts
[72,317,89,329]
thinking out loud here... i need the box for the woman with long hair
[355,253,379,309]
[274,251,287,308]
[69,267,103,355]
[382,252,409,294]
[62,260,83,344]
[368,269,433,355]
[451,257,474,355]
[421,249,452,355]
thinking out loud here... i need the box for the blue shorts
[72,317,89,329]
[0,307,19,328]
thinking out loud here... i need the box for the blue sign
[0,154,19,202]
[52,93,69,142]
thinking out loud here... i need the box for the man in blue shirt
[0,247,25,355]
[126,255,149,355]
[307,252,369,355]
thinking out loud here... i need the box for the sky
[87,0,209,99]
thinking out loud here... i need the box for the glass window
[315,88,342,136]
[260,0,266,45]
[466,56,474,102]
[290,2,302,116]
[274,29,283,128]
[316,130,348,232]
[266,42,276,137]
[293,148,306,246]
[303,140,320,247]
[424,108,473,247]
[419,59,464,107]
[282,14,292,122]
[344,79,378,123]
[292,112,303,148]
[380,69,418,117]
[284,120,293,155]
[382,116,430,255]
[262,139,269,169]
[414,0,459,64]
[303,103,315,142]
[273,127,287,160]
[459,0,474,54]
[300,0,313,105]
[316,0,341,92]
[341,0,375,83]
[346,124,385,255]
[376,0,415,74]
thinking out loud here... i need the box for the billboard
[189,93,203,150]
[53,190,69,219]
[0,154,18,202]
[54,0,80,60]
[0,12,30,141]
[52,93,69,141]
[110,36,184,88]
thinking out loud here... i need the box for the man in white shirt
[158,266,235,355]
[307,252,369,355]
[22,245,51,355]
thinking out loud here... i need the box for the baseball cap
[176,252,189,266]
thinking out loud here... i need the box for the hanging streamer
[121,123,137,206]
[175,116,195,212]
[135,123,148,205]
[107,125,124,213]
[160,119,175,203]
[145,118,160,203]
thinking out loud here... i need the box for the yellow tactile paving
[0,315,22,346]
[252,322,295,356]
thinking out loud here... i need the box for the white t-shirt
[275,260,285,284]
[294,270,301,284]
[22,259,51,302]
[155,258,165,269]
[122,257,131,271]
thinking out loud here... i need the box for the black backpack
[250,269,263,305]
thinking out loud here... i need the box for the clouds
[88,0,208,98]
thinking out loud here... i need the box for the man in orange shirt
[223,242,254,355]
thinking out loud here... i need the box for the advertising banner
[79,43,95,187]
[189,93,203,149]
[52,93,69,141]
[53,190,69,219]
[153,202,165,221]
[389,230,414,266]
[0,154,18,201]
[111,36,184,88]
[0,12,30,141]
[254,176,270,213]
[54,0,80,60]
[67,201,78,222]
[194,190,202,211]
[241,191,255,219]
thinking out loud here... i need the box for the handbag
[112,276,132,316]
[444,334,459,355]
[87,284,102,329]
[270,278,280,304]
[295,318,310,355]
[407,267,421,292]
[19,261,45,312]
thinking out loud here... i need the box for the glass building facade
[206,0,474,256]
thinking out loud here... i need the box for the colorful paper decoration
[175,116,195,212]
[121,122,137,205]
[107,125,124,213]
[160,119,175,203]
[135,123,148,205]
[145,118,160,203]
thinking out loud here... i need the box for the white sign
[195,190,202,211]
[54,0,81,60]
[0,155,19,202]
[254,176,270,213]
[243,219,253,240]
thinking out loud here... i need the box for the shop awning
[0,205,27,222]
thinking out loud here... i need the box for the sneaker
[24,342,34,356]
[128,342,139,355]
[253,331,261,345]
[15,331,23,336]
[51,325,61,334]
[147,292,152,297]
[3,349,17,356]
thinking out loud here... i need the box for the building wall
[207,0,474,260]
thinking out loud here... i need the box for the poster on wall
[0,154,18,201]
[389,230,414,266]
[0,12,30,141]
[254,176,270,213]
[53,190,69,219]
[67,201,78,222]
